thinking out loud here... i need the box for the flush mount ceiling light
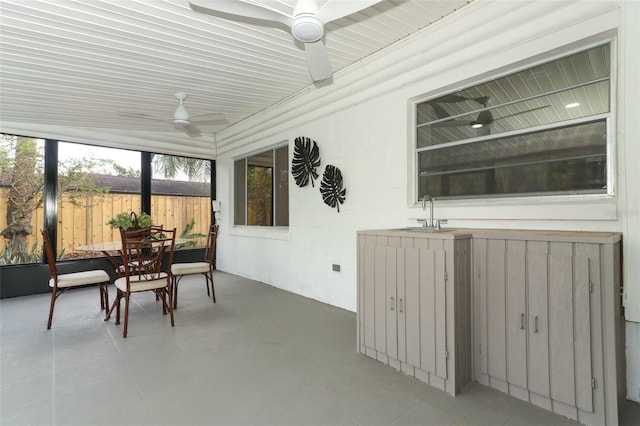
[565,102,580,109]
[291,15,324,42]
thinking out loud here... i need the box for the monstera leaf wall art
[291,136,321,187]
[320,165,347,212]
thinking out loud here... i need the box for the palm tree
[152,154,210,181]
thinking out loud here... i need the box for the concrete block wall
[627,322,640,402]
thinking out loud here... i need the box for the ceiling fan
[189,0,383,82]
[428,95,549,136]
[120,93,227,137]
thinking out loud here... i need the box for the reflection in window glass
[0,135,45,264]
[234,159,246,225]
[151,154,211,249]
[58,142,141,260]
[248,150,273,226]
[419,121,607,197]
[416,43,611,199]
[234,146,289,227]
[274,146,289,227]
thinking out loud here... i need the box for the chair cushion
[50,270,110,288]
[171,262,211,276]
[115,272,169,292]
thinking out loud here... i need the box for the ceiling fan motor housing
[292,0,323,43]
[292,14,323,42]
[173,103,191,126]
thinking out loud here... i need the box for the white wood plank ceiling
[0,0,470,154]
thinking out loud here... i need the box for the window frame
[233,144,289,229]
[413,39,617,204]
[0,136,215,265]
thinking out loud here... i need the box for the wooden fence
[0,190,211,258]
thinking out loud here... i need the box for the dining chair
[41,229,111,329]
[107,226,176,337]
[171,224,219,309]
[114,224,165,278]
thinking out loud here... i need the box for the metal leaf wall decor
[320,165,346,212]
[291,136,321,187]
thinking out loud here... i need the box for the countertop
[358,227,622,244]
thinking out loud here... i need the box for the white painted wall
[213,0,639,401]
[620,0,640,405]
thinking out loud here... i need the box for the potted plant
[107,212,153,230]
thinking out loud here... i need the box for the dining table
[75,238,191,253]
[76,237,190,321]
[75,238,191,273]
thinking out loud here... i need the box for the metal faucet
[419,194,447,230]
[422,194,434,227]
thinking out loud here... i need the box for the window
[0,135,45,264]
[58,142,141,259]
[151,154,211,249]
[234,146,289,226]
[416,44,610,199]
[0,137,216,268]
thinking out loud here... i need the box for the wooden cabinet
[357,228,623,425]
[473,231,624,426]
[357,229,472,396]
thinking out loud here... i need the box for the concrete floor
[1,271,638,426]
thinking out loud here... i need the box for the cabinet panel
[473,239,489,378]
[506,240,527,389]
[434,249,447,379]
[419,249,436,374]
[417,249,447,379]
[404,247,421,368]
[548,251,576,407]
[397,248,407,363]
[374,245,387,355]
[574,255,593,413]
[363,243,376,350]
[527,242,550,398]
[385,246,398,360]
[487,239,507,382]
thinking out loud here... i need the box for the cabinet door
[362,237,376,351]
[506,240,527,389]
[486,239,507,382]
[386,246,398,360]
[404,247,421,368]
[573,254,593,413]
[374,244,387,355]
[527,241,550,398]
[548,245,593,412]
[548,248,576,407]
[397,248,407,363]
[418,248,447,379]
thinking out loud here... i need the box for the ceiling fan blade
[496,105,550,120]
[317,0,382,23]
[189,112,227,123]
[180,123,202,138]
[304,40,332,81]
[440,95,472,103]
[429,103,450,119]
[431,120,472,128]
[189,0,293,27]
[118,112,167,122]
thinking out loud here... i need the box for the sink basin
[393,227,457,233]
